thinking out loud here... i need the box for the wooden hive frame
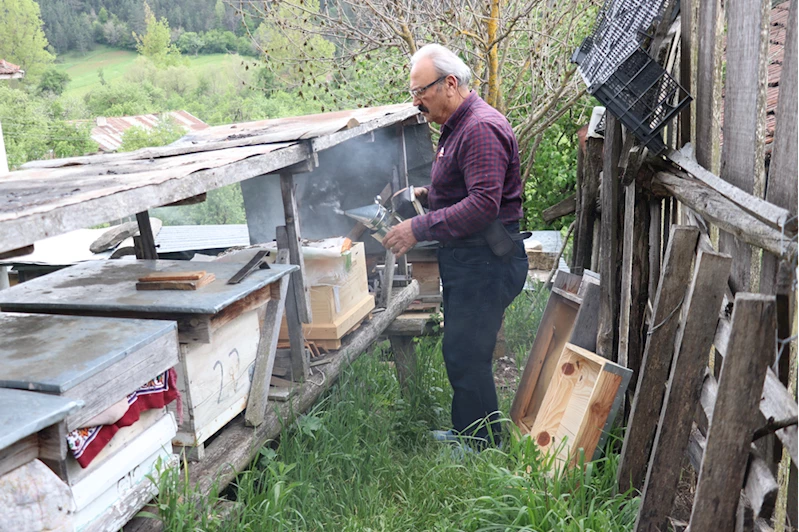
[527,343,631,467]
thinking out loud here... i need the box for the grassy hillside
[55,46,242,97]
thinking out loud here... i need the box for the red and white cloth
[66,369,180,468]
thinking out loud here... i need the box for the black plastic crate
[589,48,691,153]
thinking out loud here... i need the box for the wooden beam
[380,250,396,308]
[648,199,662,302]
[389,336,416,392]
[634,250,732,532]
[276,226,309,382]
[245,250,289,427]
[678,0,692,147]
[628,188,650,396]
[689,294,776,531]
[134,211,158,260]
[617,184,636,371]
[280,172,312,323]
[617,226,699,492]
[597,115,621,362]
[651,171,797,262]
[542,194,576,224]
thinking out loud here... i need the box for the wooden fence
[567,0,797,529]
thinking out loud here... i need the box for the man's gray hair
[411,44,472,87]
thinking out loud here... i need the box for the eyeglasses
[409,75,447,98]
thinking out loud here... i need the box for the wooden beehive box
[0,389,81,530]
[0,313,180,531]
[0,260,297,455]
[527,343,630,467]
[279,241,374,348]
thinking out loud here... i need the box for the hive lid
[0,388,82,451]
[0,312,176,393]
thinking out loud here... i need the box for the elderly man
[382,44,528,447]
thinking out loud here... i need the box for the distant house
[0,59,24,80]
[74,110,209,153]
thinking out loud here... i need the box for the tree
[134,2,183,67]
[118,116,186,152]
[38,68,70,95]
[0,0,54,78]
[238,0,593,182]
[177,31,204,56]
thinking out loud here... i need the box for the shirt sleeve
[411,121,511,242]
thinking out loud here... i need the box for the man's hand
[414,186,429,202]
[382,219,417,257]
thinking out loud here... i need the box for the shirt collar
[442,91,478,133]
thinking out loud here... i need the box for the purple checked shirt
[411,92,523,243]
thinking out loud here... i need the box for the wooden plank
[597,115,621,362]
[717,0,770,292]
[689,294,776,531]
[245,258,289,427]
[134,211,158,260]
[617,225,699,492]
[276,226,308,382]
[0,434,37,478]
[695,0,720,169]
[574,137,602,271]
[761,0,798,291]
[697,374,780,520]
[135,274,215,291]
[569,280,600,352]
[648,199,662,299]
[617,183,636,371]
[280,172,312,323]
[678,0,692,147]
[628,188,650,396]
[651,171,797,261]
[634,249,732,532]
[389,336,416,392]
[139,271,207,282]
[380,250,396,308]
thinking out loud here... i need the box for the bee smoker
[343,186,425,243]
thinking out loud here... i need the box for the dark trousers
[437,240,529,443]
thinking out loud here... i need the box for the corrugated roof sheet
[78,110,209,152]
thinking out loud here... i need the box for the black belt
[439,231,531,248]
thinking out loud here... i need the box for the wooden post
[389,336,416,392]
[617,226,699,492]
[380,250,396,308]
[696,0,720,170]
[245,250,290,427]
[716,0,771,293]
[396,124,410,285]
[597,116,621,362]
[134,211,158,260]
[679,0,692,147]
[648,199,662,302]
[628,188,650,395]
[276,226,309,382]
[574,136,602,271]
[280,172,312,323]
[689,294,776,531]
[617,184,636,371]
[633,250,732,532]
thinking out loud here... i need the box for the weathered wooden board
[0,434,38,478]
[0,387,80,453]
[617,226,699,492]
[0,459,75,530]
[0,312,178,430]
[135,273,216,291]
[689,294,776,531]
[172,310,260,447]
[634,250,731,532]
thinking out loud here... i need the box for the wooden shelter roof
[0,103,420,256]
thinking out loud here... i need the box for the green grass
[54,46,241,97]
[148,290,639,531]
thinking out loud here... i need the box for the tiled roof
[75,110,209,152]
[0,59,24,78]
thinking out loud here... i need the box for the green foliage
[134,2,184,68]
[38,68,70,95]
[176,31,203,56]
[0,86,96,168]
[149,291,639,530]
[152,184,247,226]
[0,0,55,78]
[522,101,592,231]
[118,115,185,152]
[83,80,159,116]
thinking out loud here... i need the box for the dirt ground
[494,355,520,394]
